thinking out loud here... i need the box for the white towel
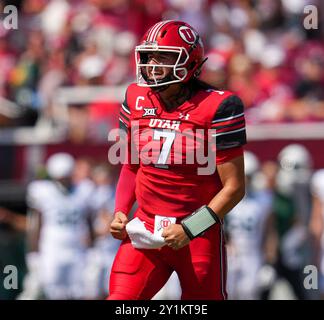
[126,217,166,249]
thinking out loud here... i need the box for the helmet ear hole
[161,30,167,38]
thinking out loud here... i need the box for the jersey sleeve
[114,164,137,215]
[216,146,244,164]
[115,85,138,215]
[211,95,247,150]
[119,88,131,133]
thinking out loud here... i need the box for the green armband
[181,205,221,240]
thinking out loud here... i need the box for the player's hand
[110,211,129,240]
[162,224,190,250]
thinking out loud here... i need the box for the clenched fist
[110,211,129,240]
[162,223,190,250]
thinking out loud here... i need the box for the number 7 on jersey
[153,130,176,165]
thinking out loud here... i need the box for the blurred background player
[262,144,313,299]
[309,168,324,299]
[20,153,96,299]
[226,151,273,300]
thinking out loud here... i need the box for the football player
[25,153,96,299]
[108,20,246,300]
[309,169,324,299]
[262,144,313,300]
[225,151,273,300]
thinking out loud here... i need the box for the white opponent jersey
[311,169,324,276]
[226,190,273,255]
[27,179,95,255]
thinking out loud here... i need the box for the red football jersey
[118,83,246,219]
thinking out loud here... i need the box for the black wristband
[181,205,221,240]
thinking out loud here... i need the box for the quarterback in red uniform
[107,20,246,300]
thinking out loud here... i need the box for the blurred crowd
[1,0,324,136]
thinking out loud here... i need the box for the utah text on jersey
[109,84,246,176]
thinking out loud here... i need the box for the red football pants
[107,223,227,300]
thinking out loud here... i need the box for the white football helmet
[46,153,75,179]
[276,144,312,195]
[278,144,312,171]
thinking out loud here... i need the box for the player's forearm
[209,154,245,219]
[114,163,138,215]
[208,184,245,220]
[26,209,41,252]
